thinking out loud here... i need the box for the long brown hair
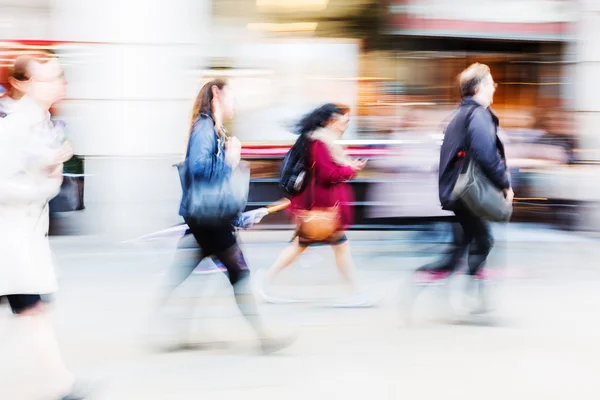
[189,78,228,137]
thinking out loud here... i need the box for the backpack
[279,134,309,196]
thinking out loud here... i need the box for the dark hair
[295,103,350,136]
[189,78,228,136]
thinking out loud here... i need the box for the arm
[2,114,61,168]
[467,109,511,190]
[0,176,61,203]
[23,145,58,167]
[312,141,356,185]
[0,118,63,203]
[187,117,232,181]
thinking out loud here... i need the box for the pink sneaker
[413,270,452,285]
[474,268,502,281]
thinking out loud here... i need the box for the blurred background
[5,2,600,399]
[1,0,595,240]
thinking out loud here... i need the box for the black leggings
[161,220,263,335]
[165,220,250,289]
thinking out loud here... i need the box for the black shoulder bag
[451,107,512,222]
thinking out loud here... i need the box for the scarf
[309,127,352,167]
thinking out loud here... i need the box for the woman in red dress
[255,104,370,306]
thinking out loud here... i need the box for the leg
[466,216,493,277]
[213,244,265,336]
[462,215,494,314]
[416,217,473,275]
[157,232,205,307]
[329,237,388,308]
[331,238,358,289]
[407,223,468,315]
[265,237,307,284]
[7,296,75,398]
[199,227,294,353]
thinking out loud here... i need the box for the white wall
[0,0,51,39]
[42,0,362,239]
[50,0,211,156]
[572,0,600,230]
[231,40,360,141]
[574,0,600,163]
[49,0,212,239]
[402,0,576,23]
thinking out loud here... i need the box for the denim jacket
[178,114,232,217]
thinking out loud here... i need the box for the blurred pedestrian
[255,103,374,307]
[0,85,6,118]
[156,79,292,354]
[0,77,24,115]
[411,63,513,314]
[0,55,88,399]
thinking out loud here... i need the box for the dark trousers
[167,219,249,287]
[422,205,494,276]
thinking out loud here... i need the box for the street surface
[2,224,600,399]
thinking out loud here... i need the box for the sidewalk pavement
[0,223,597,399]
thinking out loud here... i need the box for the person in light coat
[0,55,88,400]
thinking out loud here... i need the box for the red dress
[289,140,356,231]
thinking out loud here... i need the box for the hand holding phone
[352,158,368,171]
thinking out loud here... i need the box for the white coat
[0,96,63,296]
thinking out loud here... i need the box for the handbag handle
[266,198,291,214]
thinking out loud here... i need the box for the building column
[573,0,600,230]
[49,0,211,240]
[0,1,51,40]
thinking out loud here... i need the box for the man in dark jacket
[413,63,513,311]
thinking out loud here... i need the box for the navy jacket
[439,97,510,211]
[179,114,232,217]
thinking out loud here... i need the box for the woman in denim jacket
[158,79,291,354]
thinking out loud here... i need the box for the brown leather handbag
[296,162,340,241]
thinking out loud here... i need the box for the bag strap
[461,105,480,153]
[457,105,480,170]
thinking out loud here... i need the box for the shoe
[328,289,382,308]
[259,333,297,355]
[464,277,491,315]
[253,270,301,304]
[474,268,489,281]
[474,267,505,282]
[413,269,452,286]
[61,394,87,400]
[60,379,96,400]
[149,305,192,352]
